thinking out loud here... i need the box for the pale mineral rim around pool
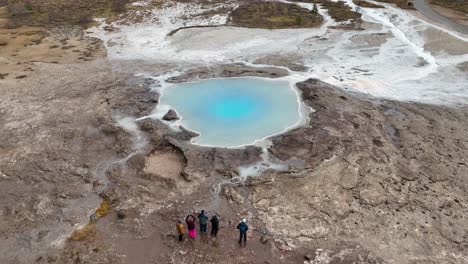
[156,77,309,148]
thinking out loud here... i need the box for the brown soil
[0,25,105,82]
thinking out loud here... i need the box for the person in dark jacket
[237,218,248,245]
[198,210,209,234]
[186,214,196,239]
[210,215,219,237]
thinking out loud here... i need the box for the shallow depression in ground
[160,77,303,147]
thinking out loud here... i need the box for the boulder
[117,209,126,219]
[163,109,179,121]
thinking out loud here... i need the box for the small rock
[339,164,360,189]
[163,109,179,121]
[260,235,268,244]
[304,254,314,261]
[100,188,119,204]
[359,179,387,205]
[0,171,9,179]
[100,124,119,134]
[224,186,244,205]
[93,180,105,187]
[90,213,98,222]
[139,119,157,131]
[372,138,384,147]
[117,210,126,219]
[397,165,417,181]
[127,153,145,170]
[288,158,307,172]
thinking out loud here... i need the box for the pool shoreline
[150,75,312,149]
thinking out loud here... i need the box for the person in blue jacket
[198,210,209,234]
[237,218,249,245]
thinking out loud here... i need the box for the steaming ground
[90,0,468,106]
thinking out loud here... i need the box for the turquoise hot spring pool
[160,77,303,147]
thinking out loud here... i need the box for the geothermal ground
[1,0,468,264]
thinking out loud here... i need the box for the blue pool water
[161,77,302,147]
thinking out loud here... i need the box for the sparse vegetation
[68,198,110,242]
[430,0,468,13]
[69,223,97,241]
[321,1,362,22]
[112,0,128,13]
[6,0,131,27]
[296,15,304,25]
[312,3,319,14]
[374,0,415,9]
[353,0,385,8]
[230,2,323,29]
[95,199,110,218]
[24,3,32,12]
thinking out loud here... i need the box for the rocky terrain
[257,79,468,263]
[1,0,468,264]
[2,60,467,263]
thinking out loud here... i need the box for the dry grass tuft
[68,223,97,242]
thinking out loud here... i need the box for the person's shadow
[200,232,209,244]
[210,235,220,248]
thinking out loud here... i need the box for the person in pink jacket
[186,214,197,239]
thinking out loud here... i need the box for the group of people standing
[176,210,249,245]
